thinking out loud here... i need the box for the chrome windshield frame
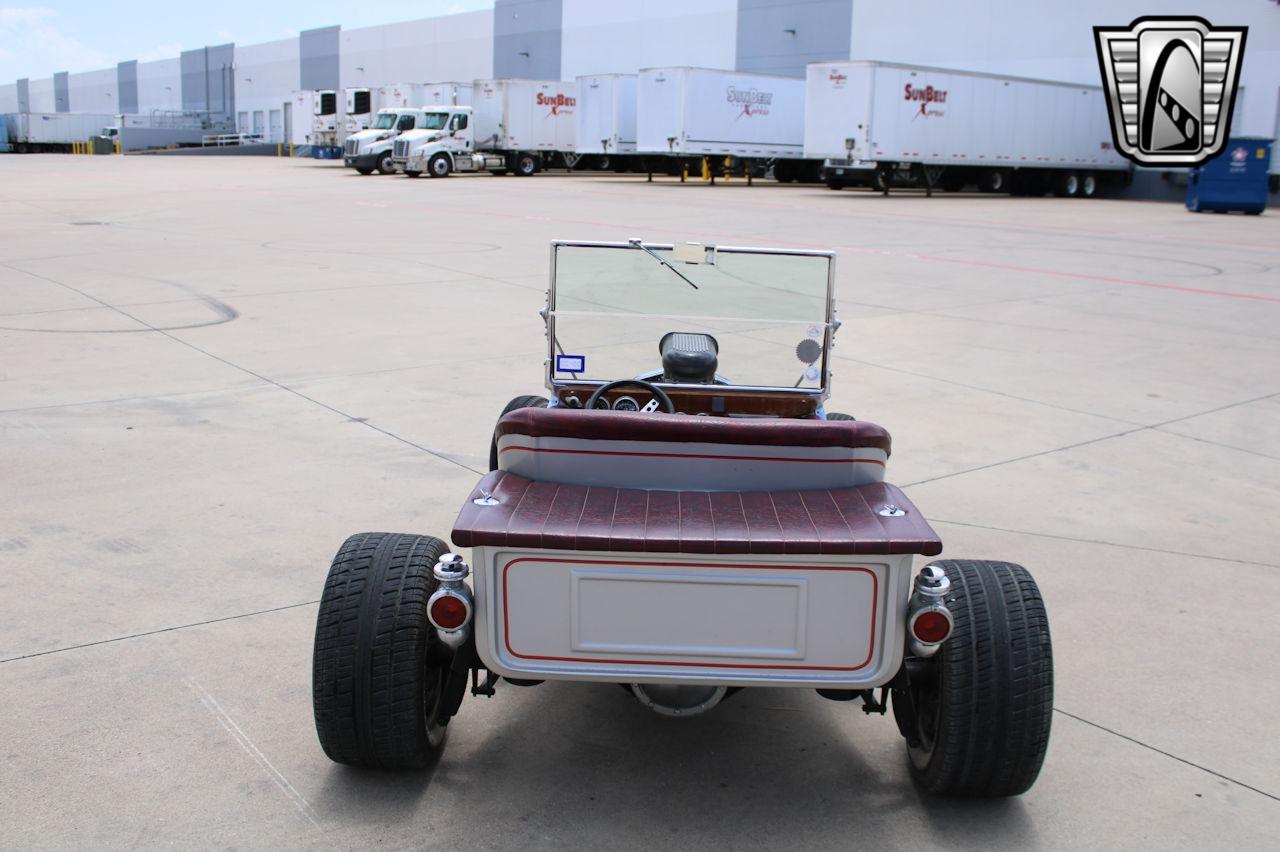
[544,239,837,401]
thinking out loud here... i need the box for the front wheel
[404,170,422,178]
[489,395,549,470]
[313,532,453,769]
[428,153,452,178]
[375,151,394,175]
[892,559,1053,796]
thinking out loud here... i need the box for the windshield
[373,113,398,129]
[420,112,449,130]
[550,243,833,392]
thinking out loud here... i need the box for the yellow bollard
[680,162,687,183]
[277,143,282,157]
[289,144,294,157]
[115,138,121,154]
[701,157,710,182]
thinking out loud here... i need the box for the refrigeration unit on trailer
[344,87,374,132]
[575,73,637,170]
[393,79,578,178]
[637,67,820,182]
[6,112,119,152]
[308,89,342,158]
[805,61,1130,197]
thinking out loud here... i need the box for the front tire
[313,532,453,769]
[892,559,1053,796]
[489,395,549,470]
[428,153,452,178]
[375,151,394,175]
[404,170,422,178]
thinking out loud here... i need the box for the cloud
[0,6,111,79]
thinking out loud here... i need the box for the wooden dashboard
[555,386,819,418]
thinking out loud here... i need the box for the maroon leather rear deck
[496,408,892,454]
[452,471,942,556]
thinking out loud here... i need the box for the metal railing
[201,133,266,147]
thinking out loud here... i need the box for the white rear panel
[475,78,577,151]
[575,74,637,154]
[806,60,1127,169]
[638,67,805,157]
[472,546,911,688]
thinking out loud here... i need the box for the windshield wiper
[628,238,698,290]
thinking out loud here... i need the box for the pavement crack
[1054,708,1279,803]
[0,600,320,664]
[0,262,484,476]
[928,518,1280,569]
[903,388,1280,488]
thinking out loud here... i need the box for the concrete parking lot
[1,155,1277,849]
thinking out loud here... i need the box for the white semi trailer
[575,73,637,170]
[806,61,1130,196]
[637,67,820,181]
[5,113,118,152]
[392,79,578,177]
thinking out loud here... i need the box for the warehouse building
[1,0,1277,181]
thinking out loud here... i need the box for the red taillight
[429,594,469,630]
[911,609,951,644]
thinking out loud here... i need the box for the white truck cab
[393,106,541,178]
[343,108,432,175]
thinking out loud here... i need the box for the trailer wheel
[375,152,394,175]
[978,170,1008,193]
[1080,173,1098,198]
[489,395,550,470]
[1053,172,1080,197]
[427,153,452,178]
[514,153,538,177]
[892,559,1053,797]
[313,532,454,769]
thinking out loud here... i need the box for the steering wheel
[585,379,676,414]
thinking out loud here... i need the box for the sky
[0,2,492,81]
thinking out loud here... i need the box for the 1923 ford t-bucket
[312,239,1053,796]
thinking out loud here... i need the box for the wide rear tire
[313,532,452,769]
[892,559,1053,796]
[489,395,549,470]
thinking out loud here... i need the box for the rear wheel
[313,533,453,769]
[513,153,538,177]
[978,169,1008,193]
[892,559,1053,796]
[489,395,549,470]
[1053,172,1080,197]
[1080,173,1098,198]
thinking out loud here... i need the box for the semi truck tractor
[392,79,577,177]
[345,82,473,132]
[637,67,820,182]
[575,73,637,170]
[806,61,1130,196]
[343,108,439,175]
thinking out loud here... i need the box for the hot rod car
[312,239,1053,796]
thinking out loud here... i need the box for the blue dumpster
[1186,137,1271,215]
